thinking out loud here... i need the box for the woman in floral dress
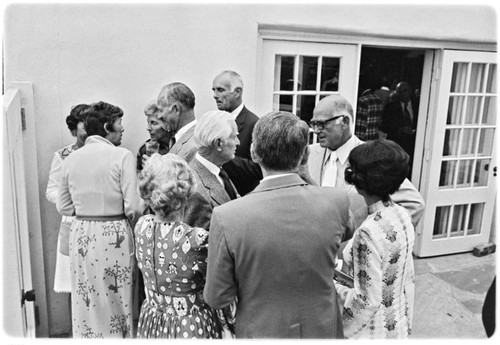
[57,102,143,338]
[334,139,415,339]
[135,153,225,339]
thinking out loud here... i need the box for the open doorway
[355,47,426,181]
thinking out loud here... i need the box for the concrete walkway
[412,251,496,339]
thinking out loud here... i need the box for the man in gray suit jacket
[157,82,198,163]
[183,110,239,231]
[204,111,348,338]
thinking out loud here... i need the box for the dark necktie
[219,168,237,200]
[403,102,412,126]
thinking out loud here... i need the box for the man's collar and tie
[320,135,357,187]
[219,167,237,200]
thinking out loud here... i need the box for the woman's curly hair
[345,139,409,201]
[138,153,196,218]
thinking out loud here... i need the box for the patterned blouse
[135,216,232,338]
[335,200,415,339]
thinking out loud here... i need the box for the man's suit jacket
[307,138,425,233]
[380,99,419,158]
[222,106,262,196]
[204,174,348,338]
[169,124,197,163]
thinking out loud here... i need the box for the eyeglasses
[309,115,345,130]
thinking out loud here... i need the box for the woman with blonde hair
[135,153,223,338]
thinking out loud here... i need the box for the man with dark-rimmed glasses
[306,94,425,240]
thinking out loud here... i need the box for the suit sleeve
[391,178,425,228]
[203,208,237,309]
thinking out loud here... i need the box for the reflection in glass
[297,95,316,123]
[439,160,456,188]
[478,128,495,156]
[433,206,450,239]
[469,63,487,93]
[456,159,474,187]
[298,56,318,91]
[450,62,468,93]
[467,203,484,235]
[482,96,496,125]
[450,204,467,237]
[461,128,478,156]
[443,129,460,156]
[321,57,340,91]
[474,159,491,187]
[273,94,293,113]
[277,55,295,91]
[447,96,465,125]
[464,96,482,124]
[486,64,497,93]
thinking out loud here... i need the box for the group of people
[46,69,425,339]
[355,80,419,177]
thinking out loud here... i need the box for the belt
[75,214,126,221]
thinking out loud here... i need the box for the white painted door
[415,50,497,257]
[258,40,359,130]
[2,89,36,337]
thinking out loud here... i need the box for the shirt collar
[175,119,197,141]
[195,152,220,177]
[334,135,357,166]
[230,103,244,120]
[262,173,295,182]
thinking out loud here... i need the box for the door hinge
[21,289,35,306]
[21,108,26,131]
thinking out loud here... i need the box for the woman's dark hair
[65,104,90,132]
[345,139,409,201]
[83,101,123,137]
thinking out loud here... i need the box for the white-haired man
[212,70,262,196]
[307,94,425,239]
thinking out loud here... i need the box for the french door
[257,39,359,126]
[415,50,497,257]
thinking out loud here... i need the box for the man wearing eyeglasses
[306,94,425,239]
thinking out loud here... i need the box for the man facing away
[157,82,198,163]
[306,94,425,239]
[212,70,263,196]
[204,111,349,339]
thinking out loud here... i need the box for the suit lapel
[170,125,195,154]
[235,106,248,133]
[308,144,328,185]
[192,158,230,206]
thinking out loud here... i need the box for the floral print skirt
[69,218,135,338]
[137,290,222,339]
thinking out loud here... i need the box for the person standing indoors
[204,111,349,338]
[157,82,198,163]
[306,94,424,239]
[334,139,415,339]
[380,81,419,177]
[57,101,143,338]
[212,70,262,196]
[46,104,89,296]
[136,100,174,172]
[135,153,225,339]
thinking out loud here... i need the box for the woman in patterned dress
[334,139,415,339]
[57,101,143,338]
[135,153,224,339]
[46,104,89,295]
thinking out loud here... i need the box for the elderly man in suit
[306,94,425,240]
[183,110,240,232]
[212,70,263,196]
[157,82,198,163]
[204,111,349,338]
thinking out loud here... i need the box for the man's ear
[250,142,260,164]
[103,123,110,133]
[214,138,223,151]
[300,145,310,166]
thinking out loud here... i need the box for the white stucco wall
[3,3,497,336]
